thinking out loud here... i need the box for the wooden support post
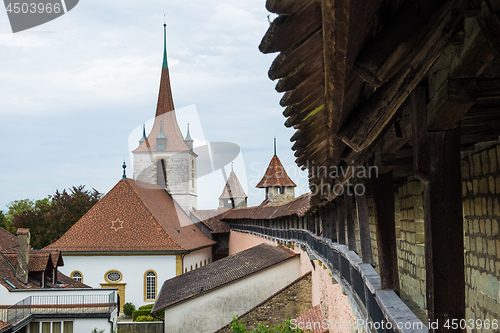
[411,87,465,332]
[345,193,357,251]
[336,196,346,245]
[370,170,400,293]
[329,202,337,242]
[355,179,374,264]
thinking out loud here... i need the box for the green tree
[11,186,101,249]
[0,211,8,230]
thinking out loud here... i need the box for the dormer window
[157,141,166,151]
[156,121,167,151]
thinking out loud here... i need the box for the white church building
[45,23,214,313]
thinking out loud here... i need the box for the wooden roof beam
[260,2,322,54]
[337,1,466,153]
[476,0,500,59]
[269,30,323,80]
[266,0,315,15]
[354,0,463,88]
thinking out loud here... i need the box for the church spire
[162,18,168,69]
[155,20,175,117]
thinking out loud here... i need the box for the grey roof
[152,243,298,312]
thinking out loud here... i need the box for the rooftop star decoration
[111,218,124,231]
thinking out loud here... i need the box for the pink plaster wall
[229,231,356,332]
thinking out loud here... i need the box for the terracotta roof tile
[0,251,88,291]
[3,250,57,272]
[153,243,298,312]
[219,171,247,199]
[294,305,328,333]
[256,155,297,188]
[224,193,311,220]
[45,179,214,253]
[0,228,17,252]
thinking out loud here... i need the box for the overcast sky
[0,0,309,211]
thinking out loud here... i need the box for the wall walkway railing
[230,224,427,333]
[0,292,116,327]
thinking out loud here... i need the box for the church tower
[256,139,296,204]
[132,23,197,213]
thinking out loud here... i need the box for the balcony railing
[0,292,116,326]
[230,224,426,333]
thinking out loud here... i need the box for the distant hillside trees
[3,186,101,249]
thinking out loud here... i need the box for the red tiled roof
[191,207,229,221]
[256,155,297,188]
[219,171,247,199]
[153,244,299,312]
[3,250,56,272]
[0,228,17,252]
[132,111,189,153]
[155,67,175,117]
[294,305,328,333]
[45,179,214,253]
[0,251,88,290]
[224,193,311,220]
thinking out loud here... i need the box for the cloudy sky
[0,0,309,210]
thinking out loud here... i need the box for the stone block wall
[396,179,426,311]
[462,145,500,327]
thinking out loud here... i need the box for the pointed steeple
[156,21,175,117]
[185,123,192,141]
[132,21,190,153]
[162,19,168,69]
[139,124,147,143]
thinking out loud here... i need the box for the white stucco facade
[182,246,212,273]
[58,254,176,310]
[59,247,212,312]
[162,255,301,333]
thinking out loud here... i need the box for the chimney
[16,228,30,284]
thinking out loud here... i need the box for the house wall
[162,255,301,333]
[183,247,212,273]
[29,317,114,333]
[59,254,176,310]
[229,231,356,333]
[0,288,114,306]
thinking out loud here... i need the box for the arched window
[185,267,188,273]
[70,271,82,283]
[190,265,193,271]
[200,261,203,267]
[195,263,198,269]
[204,259,207,266]
[144,271,157,301]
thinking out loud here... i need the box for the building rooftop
[224,193,311,220]
[256,155,297,188]
[153,243,298,312]
[45,179,214,253]
[219,171,247,199]
[0,228,18,252]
